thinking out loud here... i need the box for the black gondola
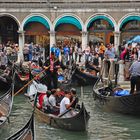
[0,76,11,90]
[6,113,35,140]
[0,87,13,127]
[93,81,140,116]
[14,72,30,91]
[26,69,90,131]
[73,67,99,86]
[86,63,100,72]
[33,102,90,131]
[0,68,12,90]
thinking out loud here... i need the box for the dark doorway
[0,16,18,44]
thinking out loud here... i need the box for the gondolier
[129,58,140,94]
[44,52,60,90]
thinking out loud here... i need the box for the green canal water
[1,86,140,140]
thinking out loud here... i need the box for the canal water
[1,86,140,140]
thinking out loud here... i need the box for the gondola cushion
[114,89,130,96]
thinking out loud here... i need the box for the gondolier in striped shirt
[44,52,60,90]
[129,57,140,94]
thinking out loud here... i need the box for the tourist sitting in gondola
[59,90,77,118]
[37,91,49,110]
[41,91,52,112]
[55,88,65,106]
[47,89,60,115]
[70,88,79,109]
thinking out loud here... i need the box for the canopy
[24,16,50,29]
[120,16,140,29]
[87,16,114,29]
[127,35,140,44]
[55,16,82,30]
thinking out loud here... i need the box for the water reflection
[1,86,140,140]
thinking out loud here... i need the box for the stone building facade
[0,0,140,60]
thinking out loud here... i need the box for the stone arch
[53,13,84,31]
[21,13,52,31]
[85,13,117,31]
[118,13,140,30]
[21,14,52,46]
[85,13,116,45]
[0,13,20,43]
[53,14,84,49]
[118,13,140,43]
[0,13,20,27]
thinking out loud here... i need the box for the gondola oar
[58,108,72,118]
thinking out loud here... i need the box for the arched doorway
[0,16,18,44]
[55,16,82,48]
[87,16,114,46]
[23,16,50,47]
[120,16,140,44]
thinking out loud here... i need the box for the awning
[120,16,140,29]
[24,16,50,29]
[55,16,82,30]
[87,16,114,29]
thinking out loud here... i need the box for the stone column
[50,31,56,51]
[18,30,25,62]
[114,31,120,52]
[82,31,88,51]
[118,60,125,83]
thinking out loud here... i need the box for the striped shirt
[129,61,140,76]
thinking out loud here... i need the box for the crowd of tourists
[0,42,18,69]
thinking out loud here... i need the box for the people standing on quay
[124,43,132,81]
[129,57,140,94]
[99,43,106,60]
[63,45,70,65]
[77,44,82,63]
[84,45,90,63]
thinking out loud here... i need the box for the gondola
[0,75,11,90]
[6,113,35,140]
[73,67,99,86]
[93,79,140,116]
[33,102,90,131]
[0,87,13,127]
[86,62,100,72]
[13,66,30,92]
[26,72,90,131]
[0,68,12,90]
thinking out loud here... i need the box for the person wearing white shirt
[48,90,59,114]
[60,91,75,118]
